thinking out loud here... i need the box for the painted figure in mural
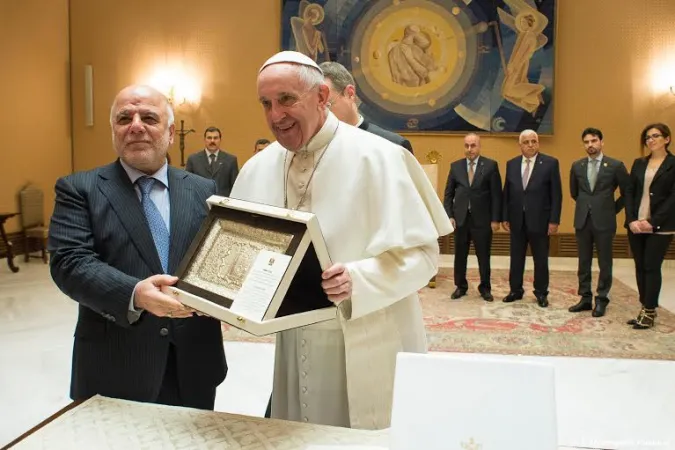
[291,0,331,62]
[387,25,437,87]
[498,0,549,115]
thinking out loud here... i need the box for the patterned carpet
[222,268,675,360]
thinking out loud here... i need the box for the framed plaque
[162,196,337,336]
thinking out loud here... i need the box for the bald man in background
[444,133,502,301]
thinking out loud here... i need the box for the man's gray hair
[319,61,355,93]
[109,93,175,127]
[519,128,538,142]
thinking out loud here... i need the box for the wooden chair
[19,184,49,263]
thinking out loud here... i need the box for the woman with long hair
[624,123,675,329]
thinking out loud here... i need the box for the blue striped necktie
[136,176,169,273]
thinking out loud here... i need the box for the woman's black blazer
[624,151,675,232]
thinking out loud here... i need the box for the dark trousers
[627,232,673,309]
[575,216,614,301]
[454,212,492,292]
[156,344,217,410]
[509,215,550,297]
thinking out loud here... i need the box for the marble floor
[1,256,674,449]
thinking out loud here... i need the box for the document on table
[230,250,291,321]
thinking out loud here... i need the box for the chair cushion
[26,226,48,238]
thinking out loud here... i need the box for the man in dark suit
[502,129,562,307]
[569,127,629,317]
[48,85,227,409]
[186,127,239,197]
[254,138,271,154]
[443,133,502,301]
[319,61,413,153]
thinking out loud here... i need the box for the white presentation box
[162,195,337,336]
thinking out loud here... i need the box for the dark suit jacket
[443,156,502,228]
[570,155,629,232]
[503,152,563,233]
[48,160,227,402]
[624,151,675,232]
[358,119,414,154]
[186,150,239,197]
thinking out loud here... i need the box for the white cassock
[230,112,452,430]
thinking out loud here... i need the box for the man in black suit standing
[443,133,502,301]
[502,129,562,307]
[254,138,271,154]
[186,127,239,197]
[319,61,413,153]
[48,85,227,409]
[569,127,629,317]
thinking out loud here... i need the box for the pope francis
[230,51,452,430]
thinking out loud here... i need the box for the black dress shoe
[502,292,523,303]
[451,288,467,300]
[592,300,608,317]
[536,295,549,308]
[480,291,494,302]
[568,299,593,313]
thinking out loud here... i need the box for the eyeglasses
[646,133,663,141]
[326,86,349,109]
[326,93,343,109]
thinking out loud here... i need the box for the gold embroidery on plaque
[184,219,293,299]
